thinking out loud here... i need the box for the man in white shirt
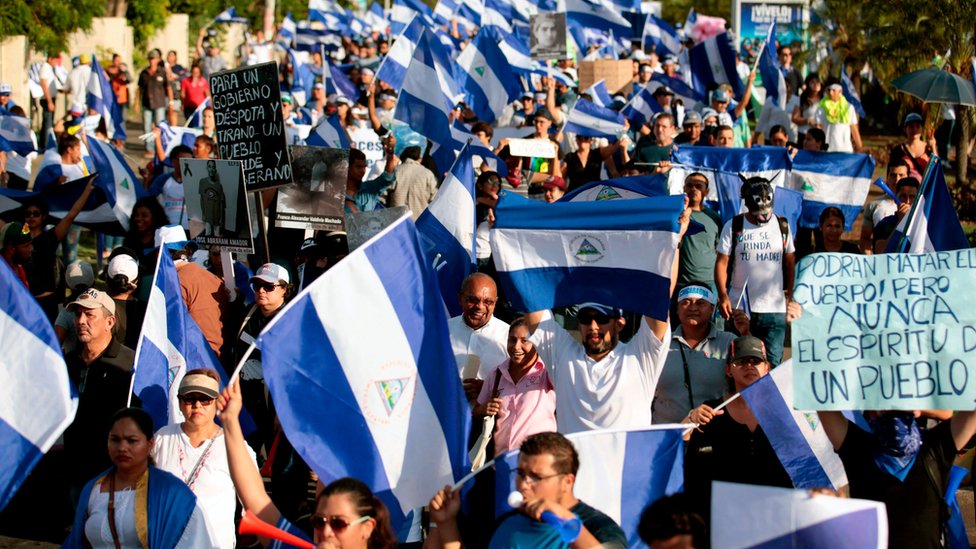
[66,54,92,111]
[447,273,510,401]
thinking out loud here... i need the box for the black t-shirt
[839,420,956,549]
[25,229,60,295]
[684,398,794,518]
[563,151,604,192]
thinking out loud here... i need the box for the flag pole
[126,246,165,407]
[452,458,496,490]
[893,154,938,253]
[682,391,741,436]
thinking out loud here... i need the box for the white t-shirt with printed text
[718,216,795,314]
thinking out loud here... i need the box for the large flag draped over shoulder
[258,214,471,530]
[0,259,78,511]
[711,482,887,549]
[739,360,848,490]
[130,251,226,429]
[456,29,521,124]
[87,55,126,140]
[416,143,476,317]
[688,32,744,98]
[490,191,682,320]
[886,158,968,253]
[393,28,459,147]
[790,150,874,231]
[495,427,685,548]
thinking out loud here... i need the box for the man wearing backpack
[714,175,795,366]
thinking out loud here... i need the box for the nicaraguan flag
[293,27,335,53]
[154,121,201,159]
[621,83,662,128]
[375,16,424,90]
[688,32,744,98]
[758,22,787,110]
[184,97,211,129]
[557,0,630,40]
[0,112,35,157]
[430,121,508,177]
[669,145,791,224]
[563,98,627,138]
[712,482,886,549]
[215,6,249,23]
[642,14,682,57]
[326,59,359,101]
[416,141,476,317]
[773,186,803,236]
[456,30,521,124]
[561,174,669,202]
[131,251,226,429]
[481,0,518,33]
[0,259,78,511]
[649,73,706,106]
[87,137,145,231]
[886,157,968,253]
[258,213,471,530]
[87,56,127,141]
[306,114,351,149]
[391,0,435,35]
[366,2,389,33]
[583,79,613,107]
[279,13,297,45]
[490,191,683,320]
[790,150,875,230]
[739,360,848,490]
[309,0,350,32]
[485,26,542,76]
[394,28,460,147]
[841,68,866,118]
[495,427,685,547]
[286,48,315,103]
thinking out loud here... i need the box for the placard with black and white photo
[180,158,255,253]
[530,13,568,60]
[274,145,347,231]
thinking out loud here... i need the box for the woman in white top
[64,407,213,548]
[152,369,256,549]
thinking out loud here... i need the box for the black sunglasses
[577,312,612,325]
[25,210,43,218]
[251,281,282,292]
[310,515,369,532]
[179,395,215,405]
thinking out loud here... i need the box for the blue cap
[903,112,923,126]
[577,302,623,318]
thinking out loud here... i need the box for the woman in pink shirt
[475,318,557,456]
[180,64,211,122]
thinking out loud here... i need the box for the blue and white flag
[87,137,144,231]
[0,259,78,511]
[430,121,508,177]
[394,28,460,147]
[712,482,886,548]
[391,0,435,34]
[790,150,874,230]
[886,157,968,253]
[481,0,518,33]
[155,120,202,159]
[688,32,744,98]
[294,27,339,53]
[184,97,211,129]
[557,0,630,39]
[583,79,613,107]
[279,13,297,44]
[739,360,848,490]
[649,72,706,106]
[841,68,866,118]
[490,192,683,320]
[563,98,626,138]
[375,16,424,89]
[486,26,541,76]
[306,114,351,149]
[130,251,225,429]
[416,143,476,316]
[642,14,682,57]
[0,112,35,157]
[456,30,521,124]
[258,214,471,530]
[758,22,787,110]
[773,186,803,236]
[620,83,662,128]
[215,7,249,23]
[309,0,350,31]
[495,427,685,548]
[366,2,389,33]
[326,59,359,101]
[669,146,791,224]
[561,174,669,202]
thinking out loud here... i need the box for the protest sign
[530,13,569,60]
[732,0,809,54]
[180,159,254,254]
[791,250,976,410]
[275,146,346,231]
[507,138,557,158]
[345,206,410,251]
[210,61,293,190]
[578,60,634,97]
[348,126,385,181]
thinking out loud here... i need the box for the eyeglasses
[311,515,369,532]
[24,210,43,218]
[252,281,283,293]
[514,468,564,486]
[577,312,611,325]
[730,357,765,369]
[179,395,215,405]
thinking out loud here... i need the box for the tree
[0,0,104,54]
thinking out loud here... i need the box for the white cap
[154,225,190,250]
[107,254,139,281]
[65,260,94,290]
[250,263,290,285]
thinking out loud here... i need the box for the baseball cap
[0,83,11,95]
[70,103,85,117]
[534,108,554,121]
[1,222,31,247]
[700,107,719,121]
[177,373,220,399]
[313,82,325,90]
[576,302,623,318]
[683,111,702,126]
[639,64,653,74]
[299,238,321,254]
[728,335,767,363]
[903,112,924,126]
[65,260,95,290]
[543,176,566,191]
[107,254,139,281]
[251,263,290,285]
[321,231,348,257]
[154,225,194,251]
[653,86,675,97]
[710,89,730,103]
[361,67,375,76]
[147,49,161,59]
[335,96,354,106]
[534,92,548,101]
[662,55,676,65]
[827,83,843,91]
[521,92,534,100]
[67,288,116,316]
[281,93,294,105]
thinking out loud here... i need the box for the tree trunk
[264,0,276,38]
[106,0,127,18]
[959,108,970,184]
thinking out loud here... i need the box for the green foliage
[0,0,104,54]
[660,0,732,29]
[128,0,172,47]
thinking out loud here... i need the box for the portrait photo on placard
[530,13,568,60]
[345,206,410,251]
[275,145,347,231]
[180,158,255,253]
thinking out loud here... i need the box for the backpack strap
[725,214,745,291]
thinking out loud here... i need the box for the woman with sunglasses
[681,335,793,521]
[64,407,214,548]
[152,370,256,548]
[218,379,399,549]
